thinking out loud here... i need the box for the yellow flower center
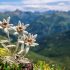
[28,39,32,42]
[16,26,23,33]
[25,38,33,45]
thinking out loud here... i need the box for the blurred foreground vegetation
[0,60,63,70]
[0,47,67,70]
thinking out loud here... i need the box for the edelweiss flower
[0,17,13,42]
[24,33,38,46]
[0,17,13,29]
[17,33,38,55]
[18,33,38,47]
[0,17,13,41]
[13,21,29,35]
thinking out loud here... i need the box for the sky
[0,0,70,12]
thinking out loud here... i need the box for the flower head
[13,21,29,35]
[24,33,38,46]
[0,17,12,29]
[16,21,25,33]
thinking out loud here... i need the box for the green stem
[21,43,24,50]
[24,46,30,57]
[7,31,11,43]
[14,35,20,54]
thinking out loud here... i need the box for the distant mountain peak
[13,9,23,15]
[14,9,22,13]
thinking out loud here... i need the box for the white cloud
[46,5,70,11]
[0,5,23,11]
[22,0,70,4]
[58,2,65,6]
[21,0,70,11]
[0,0,70,11]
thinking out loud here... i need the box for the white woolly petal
[0,26,3,29]
[28,33,31,38]
[8,27,14,30]
[18,40,24,44]
[7,16,10,23]
[18,21,22,26]
[8,27,15,32]
[25,43,29,46]
[22,23,24,25]
[25,24,29,27]
[8,28,16,34]
[31,43,39,46]
[0,21,2,24]
[23,31,28,34]
[3,19,6,22]
[13,32,18,35]
[33,34,37,38]
[22,34,27,40]
[9,24,13,27]
[4,28,8,33]
[11,26,16,31]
